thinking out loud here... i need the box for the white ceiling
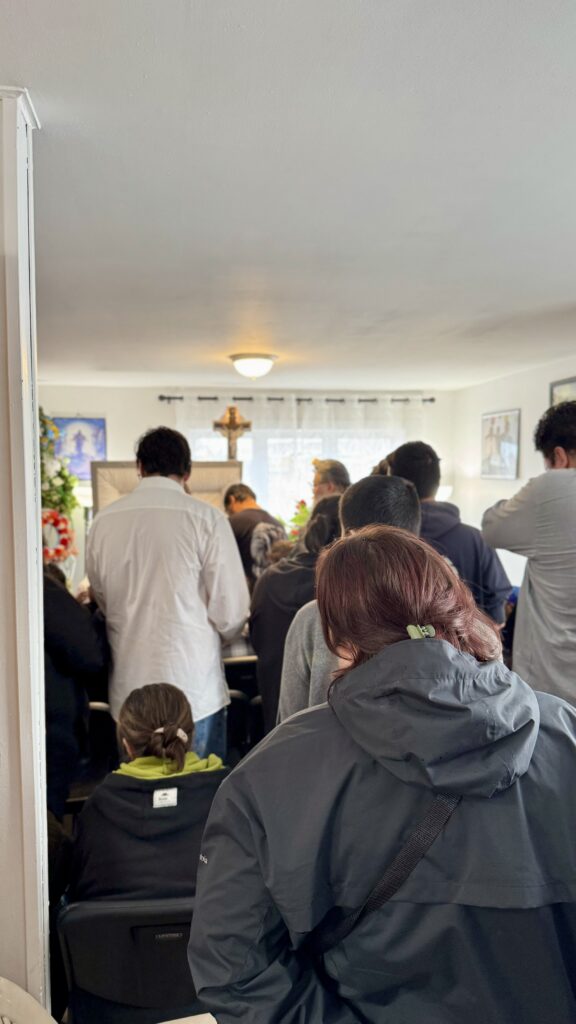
[3,1,576,391]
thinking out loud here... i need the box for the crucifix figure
[213,404,252,460]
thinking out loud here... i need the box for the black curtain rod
[161,394,437,404]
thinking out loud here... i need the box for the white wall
[39,384,455,479]
[39,385,177,461]
[452,354,576,584]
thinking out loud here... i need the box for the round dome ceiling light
[229,353,277,379]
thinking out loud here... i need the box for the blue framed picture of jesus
[53,417,107,481]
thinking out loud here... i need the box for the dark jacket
[69,767,229,901]
[230,508,286,582]
[420,501,511,621]
[189,641,576,1024]
[44,574,108,819]
[250,550,318,732]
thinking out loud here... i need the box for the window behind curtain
[177,391,425,520]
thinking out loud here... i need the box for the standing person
[278,475,421,720]
[44,564,108,821]
[388,441,511,622]
[250,495,340,732]
[189,528,576,1024]
[482,401,576,704]
[312,458,350,502]
[86,427,249,760]
[223,483,286,587]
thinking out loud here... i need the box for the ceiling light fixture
[229,353,277,379]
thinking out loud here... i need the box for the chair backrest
[58,898,197,1011]
[0,977,56,1023]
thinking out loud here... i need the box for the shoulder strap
[310,792,461,957]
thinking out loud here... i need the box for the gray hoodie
[277,598,335,722]
[189,640,576,1023]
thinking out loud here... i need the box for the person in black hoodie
[44,564,108,821]
[250,495,341,733]
[387,441,511,622]
[69,683,228,901]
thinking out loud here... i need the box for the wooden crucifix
[213,404,252,460]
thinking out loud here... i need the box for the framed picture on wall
[53,416,107,481]
[550,377,576,406]
[481,409,520,480]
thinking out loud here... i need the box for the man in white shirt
[482,401,576,705]
[86,427,250,758]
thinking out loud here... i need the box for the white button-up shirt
[86,477,250,721]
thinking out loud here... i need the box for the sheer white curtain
[175,389,425,520]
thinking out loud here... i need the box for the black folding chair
[58,898,202,1024]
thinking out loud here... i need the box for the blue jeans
[193,708,228,762]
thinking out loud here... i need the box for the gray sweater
[277,599,338,721]
[482,469,576,706]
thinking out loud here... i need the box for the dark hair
[313,458,351,492]
[135,427,192,478]
[303,495,341,555]
[117,683,193,772]
[340,475,421,534]
[43,562,67,587]
[534,402,576,461]
[388,441,440,499]
[371,458,391,476]
[317,525,501,670]
[223,482,256,507]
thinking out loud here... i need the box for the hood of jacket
[420,501,463,542]
[87,764,229,839]
[329,639,539,798]
[260,549,318,614]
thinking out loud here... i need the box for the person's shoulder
[538,469,576,501]
[291,599,320,630]
[223,703,342,785]
[535,689,576,731]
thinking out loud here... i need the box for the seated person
[189,527,576,1024]
[69,683,228,901]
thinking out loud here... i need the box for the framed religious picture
[550,376,576,406]
[481,409,520,480]
[53,416,107,481]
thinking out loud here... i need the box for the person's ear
[122,738,135,760]
[136,460,143,479]
[551,446,570,469]
[183,469,191,483]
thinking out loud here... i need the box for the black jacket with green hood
[189,639,576,1023]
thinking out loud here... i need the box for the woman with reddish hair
[189,527,576,1024]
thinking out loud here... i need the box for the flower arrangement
[42,508,76,563]
[287,498,311,541]
[40,408,79,518]
[40,408,78,562]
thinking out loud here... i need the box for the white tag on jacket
[153,787,178,809]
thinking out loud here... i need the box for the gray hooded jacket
[189,640,576,1023]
